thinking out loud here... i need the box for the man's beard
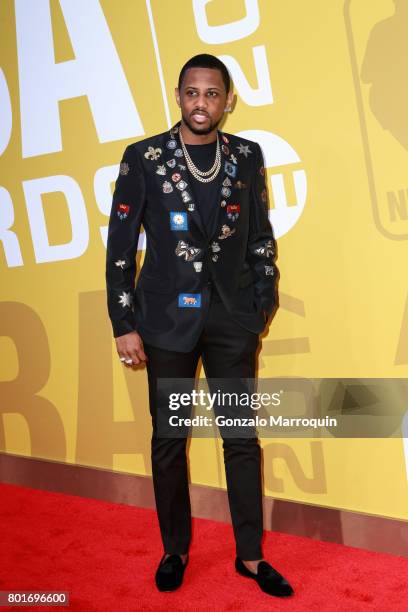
[181,111,222,136]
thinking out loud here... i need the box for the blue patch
[170,211,188,231]
[224,161,237,178]
[178,293,201,308]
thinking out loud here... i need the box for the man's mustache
[191,109,210,117]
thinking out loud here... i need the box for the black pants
[143,293,264,560]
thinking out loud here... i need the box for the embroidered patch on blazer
[227,204,240,221]
[119,162,129,175]
[144,146,162,160]
[176,180,188,191]
[162,181,173,194]
[170,211,188,230]
[178,293,201,308]
[255,240,275,257]
[224,161,237,178]
[181,190,192,203]
[236,143,252,157]
[218,224,236,239]
[116,203,130,220]
[175,240,201,261]
[118,291,132,308]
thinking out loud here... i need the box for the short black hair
[178,54,231,93]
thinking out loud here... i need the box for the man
[105,54,294,598]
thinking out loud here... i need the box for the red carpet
[0,482,407,611]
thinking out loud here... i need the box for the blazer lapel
[209,130,238,242]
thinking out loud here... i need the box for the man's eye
[187,91,197,96]
[208,91,218,97]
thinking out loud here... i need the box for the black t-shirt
[184,141,223,239]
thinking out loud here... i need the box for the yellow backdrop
[1,0,407,521]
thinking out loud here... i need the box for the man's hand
[115,330,147,366]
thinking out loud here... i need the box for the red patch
[117,203,130,214]
[172,172,182,182]
[116,203,130,219]
[227,204,240,214]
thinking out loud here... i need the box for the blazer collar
[162,121,234,242]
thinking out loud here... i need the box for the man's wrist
[112,320,138,338]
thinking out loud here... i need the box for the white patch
[236,143,252,157]
[172,213,185,225]
[144,146,162,160]
[118,291,132,307]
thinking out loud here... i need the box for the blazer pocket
[136,274,174,294]
[237,269,254,289]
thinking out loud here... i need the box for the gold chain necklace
[179,128,222,183]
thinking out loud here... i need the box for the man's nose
[195,94,208,109]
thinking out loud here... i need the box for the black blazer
[105,121,279,352]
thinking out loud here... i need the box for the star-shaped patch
[236,143,252,157]
[118,291,132,308]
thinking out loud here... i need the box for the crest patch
[116,203,130,220]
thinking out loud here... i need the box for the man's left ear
[175,88,181,107]
[225,91,235,112]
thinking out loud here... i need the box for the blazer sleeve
[247,142,279,317]
[105,145,147,338]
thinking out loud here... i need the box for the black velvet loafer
[235,557,294,597]
[155,554,188,592]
